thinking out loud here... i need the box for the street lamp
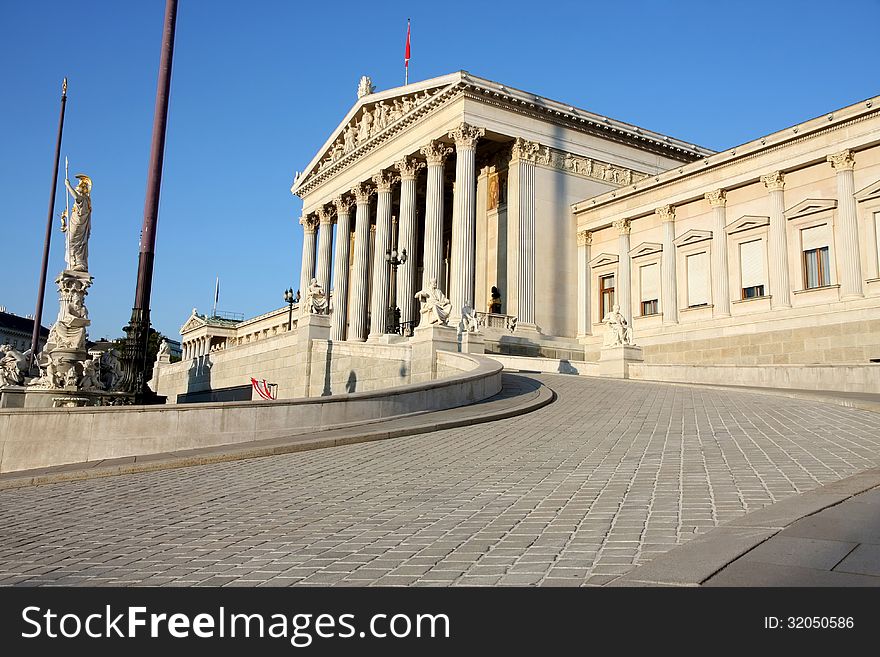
[283,287,299,331]
[384,247,407,333]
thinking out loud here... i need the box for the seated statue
[80,354,103,391]
[460,305,479,334]
[306,277,328,314]
[602,304,634,346]
[414,278,452,326]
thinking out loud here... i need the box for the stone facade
[574,94,880,369]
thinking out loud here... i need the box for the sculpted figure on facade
[343,124,357,152]
[62,174,92,272]
[415,278,452,326]
[357,75,374,98]
[79,354,103,391]
[357,108,373,143]
[0,345,27,387]
[375,101,389,132]
[460,305,480,334]
[306,277,328,314]
[602,304,634,346]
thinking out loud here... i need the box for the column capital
[316,206,334,224]
[420,140,453,166]
[704,189,727,207]
[372,170,396,193]
[448,122,485,149]
[299,214,319,233]
[333,195,355,214]
[351,182,374,204]
[511,137,540,163]
[827,149,855,171]
[612,219,631,235]
[577,230,593,247]
[655,205,675,223]
[395,156,425,181]
[760,171,785,191]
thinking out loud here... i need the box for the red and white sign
[251,377,277,401]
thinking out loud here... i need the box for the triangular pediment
[855,179,880,202]
[291,75,458,195]
[726,215,770,235]
[785,198,837,220]
[673,229,712,247]
[590,252,619,268]
[180,313,206,334]
[629,241,662,258]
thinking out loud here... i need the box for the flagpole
[405,18,410,86]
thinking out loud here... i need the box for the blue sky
[3,0,878,340]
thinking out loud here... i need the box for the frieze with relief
[535,144,649,186]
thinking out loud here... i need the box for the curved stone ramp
[608,467,880,587]
[0,373,553,490]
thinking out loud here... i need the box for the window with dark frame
[803,247,830,289]
[741,285,765,299]
[640,299,659,316]
[599,274,615,319]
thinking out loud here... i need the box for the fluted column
[330,195,354,341]
[420,140,452,288]
[613,219,632,325]
[577,230,592,337]
[512,137,539,328]
[349,183,373,341]
[706,190,730,316]
[828,150,863,299]
[448,123,485,322]
[369,171,395,338]
[761,171,791,308]
[657,205,678,324]
[396,157,423,330]
[315,206,334,294]
[298,214,318,308]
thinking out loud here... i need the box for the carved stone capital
[372,170,396,193]
[827,149,855,172]
[612,219,631,235]
[448,123,485,150]
[577,230,593,247]
[511,137,540,163]
[420,140,453,166]
[704,189,727,208]
[351,182,374,204]
[761,171,785,192]
[655,205,675,223]
[299,214,319,233]
[333,195,355,214]
[316,206,334,224]
[395,156,425,181]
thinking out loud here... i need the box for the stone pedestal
[598,344,644,378]
[459,331,485,355]
[367,333,407,345]
[297,312,331,343]
[411,324,458,383]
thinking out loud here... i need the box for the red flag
[405,19,411,68]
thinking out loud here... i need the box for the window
[686,252,710,307]
[639,263,660,316]
[739,239,766,299]
[801,224,831,289]
[599,274,615,319]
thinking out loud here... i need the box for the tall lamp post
[384,248,407,333]
[283,287,298,331]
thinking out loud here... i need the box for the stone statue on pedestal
[0,346,28,387]
[306,278,328,314]
[602,304,634,346]
[62,174,92,272]
[415,278,452,326]
[460,305,480,334]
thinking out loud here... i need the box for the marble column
[396,156,422,330]
[420,140,452,288]
[613,219,632,325]
[315,207,334,294]
[577,230,592,337]
[448,123,485,322]
[369,171,395,338]
[298,214,318,305]
[828,149,863,299]
[330,195,354,341]
[760,171,791,308]
[706,190,730,316]
[349,183,373,341]
[657,205,678,324]
[511,137,539,328]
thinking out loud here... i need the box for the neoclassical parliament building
[179,71,880,392]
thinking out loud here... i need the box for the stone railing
[475,312,517,332]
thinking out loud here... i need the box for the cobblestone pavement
[2,375,880,587]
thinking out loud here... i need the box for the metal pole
[122,0,178,401]
[28,78,68,372]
